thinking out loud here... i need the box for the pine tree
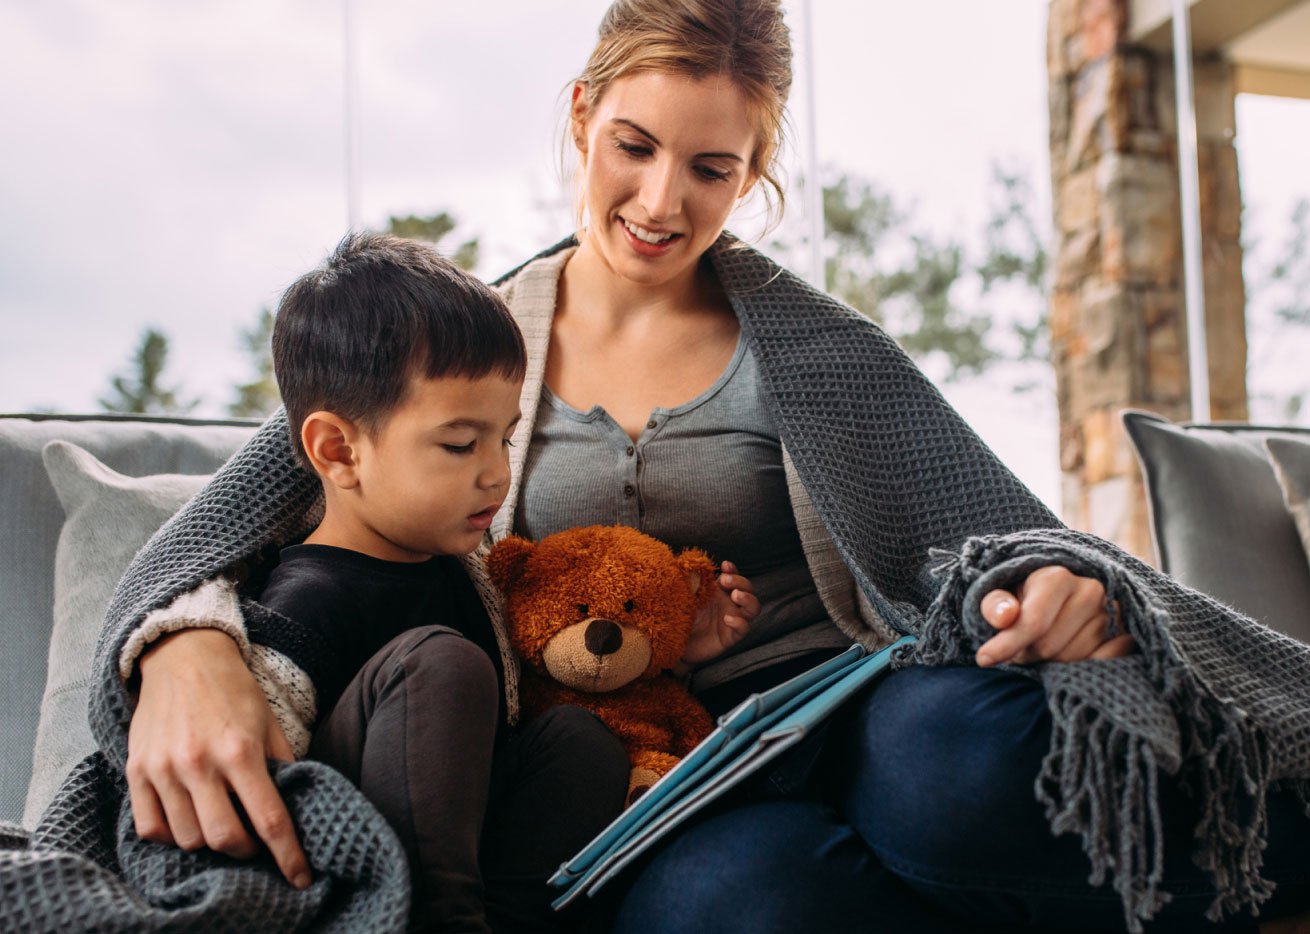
[228,307,280,418]
[99,328,200,415]
[385,212,480,270]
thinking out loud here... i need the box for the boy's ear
[486,535,536,594]
[301,411,361,490]
[676,548,719,607]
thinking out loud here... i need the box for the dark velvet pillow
[1122,410,1310,643]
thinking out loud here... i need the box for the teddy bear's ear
[486,535,536,593]
[676,547,719,607]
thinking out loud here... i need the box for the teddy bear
[486,524,719,804]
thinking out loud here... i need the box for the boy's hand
[127,628,311,890]
[976,565,1135,667]
[682,561,758,666]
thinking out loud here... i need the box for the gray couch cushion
[23,442,212,825]
[0,415,256,826]
[1122,410,1310,642]
[1265,436,1310,575]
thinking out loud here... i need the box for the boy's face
[348,372,522,561]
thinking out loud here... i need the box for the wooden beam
[1129,0,1305,52]
[1234,63,1310,99]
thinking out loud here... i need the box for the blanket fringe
[1038,687,1169,932]
[914,536,1277,932]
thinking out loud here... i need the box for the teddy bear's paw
[626,767,662,807]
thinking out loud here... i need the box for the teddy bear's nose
[584,618,623,656]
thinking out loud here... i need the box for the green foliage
[978,166,1050,365]
[228,306,281,418]
[1246,197,1310,421]
[1269,199,1310,327]
[385,212,480,271]
[780,164,1049,385]
[99,328,200,415]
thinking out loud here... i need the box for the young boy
[250,232,628,932]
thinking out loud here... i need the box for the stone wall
[1047,0,1248,561]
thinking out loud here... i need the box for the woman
[112,1,1310,931]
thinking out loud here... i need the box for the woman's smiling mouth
[619,217,682,255]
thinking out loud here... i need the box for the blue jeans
[612,666,1310,933]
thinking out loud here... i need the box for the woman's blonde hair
[566,0,793,229]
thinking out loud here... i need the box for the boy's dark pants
[310,626,630,933]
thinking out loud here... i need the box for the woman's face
[573,70,759,289]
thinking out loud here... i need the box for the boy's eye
[442,442,474,454]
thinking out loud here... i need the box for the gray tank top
[514,336,851,690]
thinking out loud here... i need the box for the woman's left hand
[682,561,760,666]
[976,565,1135,667]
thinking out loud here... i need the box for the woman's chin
[599,233,698,288]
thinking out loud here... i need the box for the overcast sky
[2,1,1308,509]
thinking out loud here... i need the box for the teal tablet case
[549,635,917,908]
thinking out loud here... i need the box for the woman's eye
[615,140,651,157]
[696,165,730,182]
[442,442,475,454]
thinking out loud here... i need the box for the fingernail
[977,653,994,667]
[995,600,1014,615]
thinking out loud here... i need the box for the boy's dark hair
[272,231,527,470]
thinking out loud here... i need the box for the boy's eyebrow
[610,118,744,163]
[436,413,522,431]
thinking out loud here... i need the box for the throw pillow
[1265,436,1310,576]
[1122,410,1310,643]
[23,441,210,825]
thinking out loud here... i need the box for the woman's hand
[682,560,759,666]
[976,565,1135,667]
[127,628,311,889]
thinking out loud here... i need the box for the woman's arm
[96,410,322,888]
[128,628,311,889]
[977,566,1135,666]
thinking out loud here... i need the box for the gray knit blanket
[3,233,1306,932]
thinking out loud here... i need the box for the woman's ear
[301,411,361,490]
[738,169,760,201]
[570,82,590,155]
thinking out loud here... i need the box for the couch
[4,409,1309,832]
[0,413,260,828]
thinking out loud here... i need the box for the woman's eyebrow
[611,118,743,162]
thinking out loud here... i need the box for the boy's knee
[377,626,498,704]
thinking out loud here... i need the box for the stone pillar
[1047,0,1248,562]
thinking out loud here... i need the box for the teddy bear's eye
[623,599,635,613]
[577,603,589,617]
